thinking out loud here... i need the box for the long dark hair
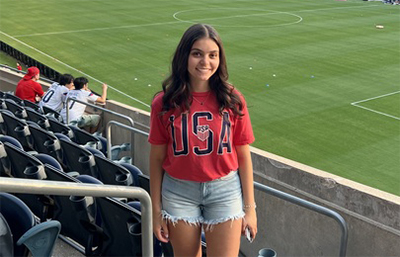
[159,24,243,116]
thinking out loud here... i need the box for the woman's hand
[242,208,257,240]
[153,211,169,243]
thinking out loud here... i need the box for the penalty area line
[350,91,400,121]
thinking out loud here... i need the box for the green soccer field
[1,0,399,195]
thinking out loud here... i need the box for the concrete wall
[1,67,399,256]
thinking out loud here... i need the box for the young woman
[148,24,257,257]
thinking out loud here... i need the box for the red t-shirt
[15,79,44,103]
[148,89,254,182]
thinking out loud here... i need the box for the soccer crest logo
[196,125,210,141]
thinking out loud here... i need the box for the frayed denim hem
[161,210,203,227]
[202,211,245,232]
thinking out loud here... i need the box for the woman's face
[187,37,220,87]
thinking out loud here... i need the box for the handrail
[0,177,153,257]
[65,97,148,129]
[254,182,348,257]
[106,120,149,160]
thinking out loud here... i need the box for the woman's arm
[236,144,257,239]
[149,144,169,242]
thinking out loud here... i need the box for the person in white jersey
[60,77,107,132]
[39,74,74,112]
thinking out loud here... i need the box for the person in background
[16,62,22,71]
[15,66,44,103]
[60,77,107,133]
[148,24,257,257]
[39,74,75,112]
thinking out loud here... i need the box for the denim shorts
[161,171,244,227]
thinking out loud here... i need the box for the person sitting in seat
[39,74,75,112]
[15,66,44,103]
[60,77,107,133]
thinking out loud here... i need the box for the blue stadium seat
[4,92,23,105]
[23,100,42,113]
[2,142,53,221]
[42,164,104,256]
[25,108,51,130]
[28,124,63,163]
[0,213,13,257]
[0,111,33,150]
[69,125,102,149]
[0,141,12,177]
[42,106,63,123]
[95,197,143,256]
[33,153,64,171]
[58,138,97,176]
[120,162,143,187]
[0,98,7,110]
[0,134,24,149]
[4,98,28,120]
[92,153,134,186]
[0,192,61,257]
[48,118,74,139]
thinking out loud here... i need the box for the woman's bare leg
[168,220,202,257]
[204,219,242,257]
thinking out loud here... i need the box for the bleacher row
[0,91,167,257]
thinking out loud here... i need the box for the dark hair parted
[73,77,89,90]
[59,74,74,86]
[160,24,243,116]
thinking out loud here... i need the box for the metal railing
[65,97,137,127]
[106,120,149,160]
[254,182,348,257]
[0,177,153,257]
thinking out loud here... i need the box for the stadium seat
[16,220,61,257]
[95,197,143,257]
[110,142,131,161]
[0,213,13,257]
[0,111,33,150]
[42,106,62,122]
[85,145,106,157]
[0,141,12,177]
[54,132,72,142]
[25,108,51,130]
[0,98,7,110]
[92,154,134,186]
[48,118,74,139]
[120,162,143,187]
[28,124,63,164]
[3,142,53,221]
[42,165,104,256]
[33,153,64,171]
[23,100,42,113]
[4,92,23,105]
[58,138,96,176]
[4,98,28,120]
[0,134,24,149]
[69,125,102,149]
[0,193,61,257]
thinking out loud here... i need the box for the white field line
[0,31,151,109]
[13,21,180,38]
[351,91,400,121]
[351,90,400,105]
[12,4,380,38]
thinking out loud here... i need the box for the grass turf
[1,0,399,195]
